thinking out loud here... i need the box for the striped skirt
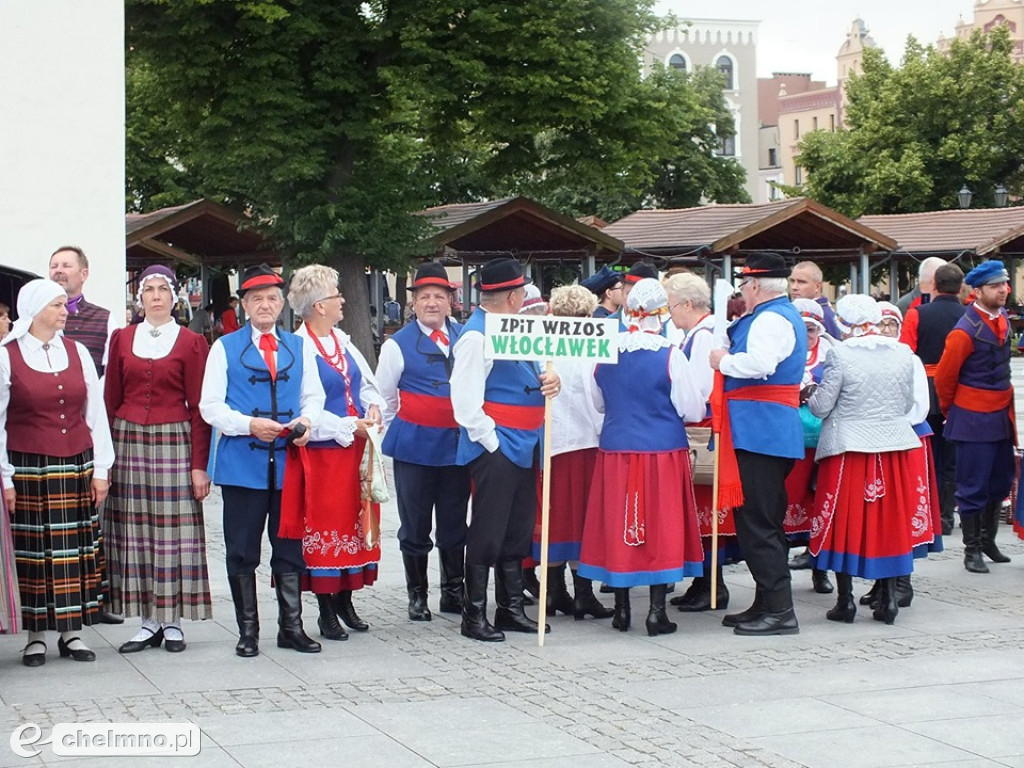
[105,419,212,623]
[10,449,105,632]
[0,490,20,633]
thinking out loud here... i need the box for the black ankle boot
[522,566,541,601]
[403,553,432,621]
[812,569,834,594]
[461,564,504,642]
[545,564,574,616]
[612,588,631,632]
[332,590,368,631]
[571,569,613,620]
[962,513,990,573]
[228,573,259,657]
[871,577,899,625]
[826,573,856,624]
[939,482,956,536]
[317,594,348,640]
[275,573,321,653]
[494,559,549,633]
[859,580,881,606]
[438,548,465,614]
[981,501,1011,563]
[894,575,914,608]
[722,589,766,627]
[675,569,730,612]
[646,584,677,636]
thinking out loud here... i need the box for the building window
[795,166,803,186]
[830,114,836,131]
[794,119,800,139]
[768,147,778,167]
[812,116,819,131]
[716,55,734,89]
[668,53,687,72]
[718,135,736,156]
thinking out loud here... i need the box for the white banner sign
[483,313,619,363]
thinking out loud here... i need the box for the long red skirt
[578,449,704,588]
[910,438,943,556]
[784,450,816,537]
[810,450,930,578]
[533,448,597,563]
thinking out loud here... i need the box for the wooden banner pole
[709,433,721,610]
[537,360,554,647]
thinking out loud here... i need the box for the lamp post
[958,185,973,209]
[995,184,1009,208]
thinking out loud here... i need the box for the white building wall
[0,1,126,320]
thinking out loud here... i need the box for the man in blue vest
[377,262,469,622]
[935,260,1015,574]
[450,258,561,642]
[200,263,325,657]
[710,253,807,636]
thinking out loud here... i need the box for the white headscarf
[2,278,66,346]
[835,294,882,338]
[621,278,672,352]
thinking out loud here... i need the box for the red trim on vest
[397,391,458,428]
[483,401,544,430]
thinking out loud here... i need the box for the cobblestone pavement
[2,366,1024,767]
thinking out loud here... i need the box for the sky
[655,0,979,84]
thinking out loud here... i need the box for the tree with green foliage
[794,25,1024,218]
[126,1,747,356]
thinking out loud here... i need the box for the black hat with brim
[237,263,284,297]
[476,258,530,292]
[740,252,790,279]
[412,261,455,291]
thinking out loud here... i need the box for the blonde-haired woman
[537,284,612,620]
[282,265,385,640]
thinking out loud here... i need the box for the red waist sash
[397,391,458,429]
[484,401,545,431]
[952,383,1013,413]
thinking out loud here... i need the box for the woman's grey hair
[288,264,340,319]
[550,284,598,317]
[756,277,789,295]
[663,272,710,310]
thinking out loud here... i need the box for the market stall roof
[858,207,1024,258]
[419,196,623,261]
[126,199,278,269]
[603,197,897,262]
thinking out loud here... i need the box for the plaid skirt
[10,449,105,632]
[0,490,20,633]
[105,419,212,623]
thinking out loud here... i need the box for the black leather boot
[981,501,1011,563]
[438,548,465,614]
[461,564,504,642]
[722,589,766,627]
[871,577,899,625]
[645,584,677,636]
[522,565,541,605]
[332,590,368,631]
[317,594,348,640]
[675,568,730,612]
[228,573,259,657]
[859,580,881,606]
[274,573,321,653]
[403,553,432,621]
[939,481,956,536]
[669,576,706,606]
[826,572,856,623]
[571,569,613,619]
[733,589,799,636]
[894,575,914,608]
[812,569,834,594]
[546,564,574,616]
[962,512,990,573]
[612,588,631,631]
[494,559,549,633]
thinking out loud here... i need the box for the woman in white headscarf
[0,279,114,665]
[577,278,706,636]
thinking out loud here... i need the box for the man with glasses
[581,266,623,318]
[450,258,561,642]
[709,253,807,636]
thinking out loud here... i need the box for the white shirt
[131,319,181,360]
[681,314,715,405]
[0,335,115,489]
[450,312,507,455]
[550,357,603,456]
[376,320,450,429]
[199,325,326,437]
[719,306,797,380]
[295,325,384,447]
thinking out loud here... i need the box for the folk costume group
[1,249,1021,666]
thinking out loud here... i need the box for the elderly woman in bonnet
[807,294,930,625]
[1,278,114,665]
[577,278,706,635]
[103,265,213,654]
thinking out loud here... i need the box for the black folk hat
[412,261,455,291]
[238,263,284,296]
[624,262,658,284]
[476,258,529,292]
[581,265,622,296]
[740,252,791,279]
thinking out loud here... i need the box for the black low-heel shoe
[164,633,186,653]
[22,640,46,667]
[58,636,96,662]
[119,628,164,654]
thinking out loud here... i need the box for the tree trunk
[331,252,377,367]
[395,273,408,323]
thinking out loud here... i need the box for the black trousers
[733,450,795,612]
[394,460,470,557]
[221,485,305,577]
[465,449,536,567]
[926,412,957,486]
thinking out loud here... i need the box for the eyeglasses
[316,293,343,304]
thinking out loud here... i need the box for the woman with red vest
[104,265,213,655]
[282,265,385,641]
[578,278,706,635]
[0,279,114,666]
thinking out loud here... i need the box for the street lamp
[995,184,1009,208]
[958,185,973,209]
